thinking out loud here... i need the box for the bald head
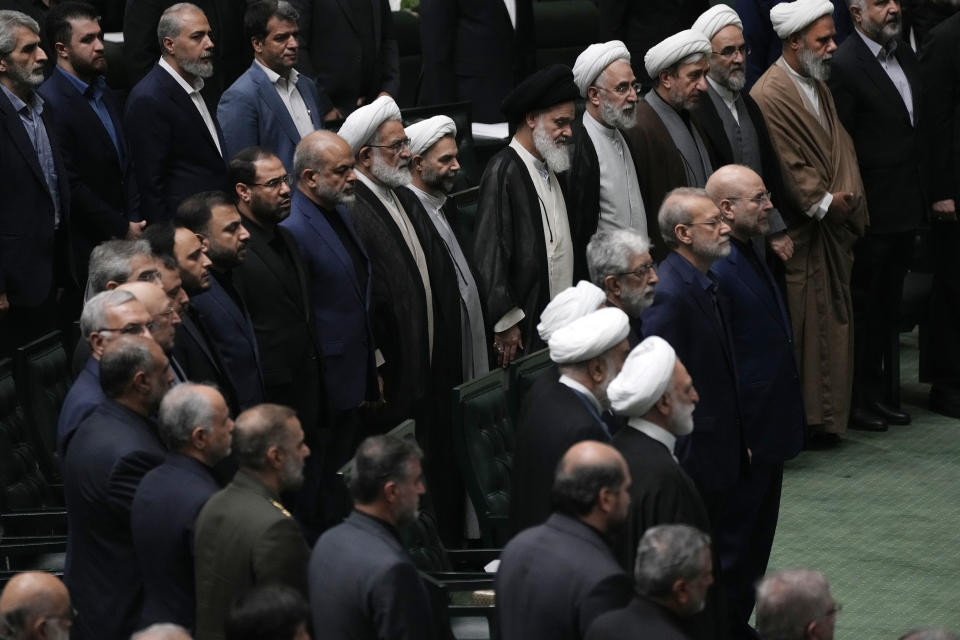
[704,164,756,200]
[706,164,771,241]
[0,572,71,638]
[551,441,630,531]
[559,440,624,475]
[294,131,357,209]
[131,623,193,640]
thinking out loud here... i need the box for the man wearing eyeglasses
[691,4,795,264]
[707,164,804,637]
[567,41,647,280]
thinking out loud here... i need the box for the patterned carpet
[766,331,960,637]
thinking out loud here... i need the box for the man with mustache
[586,228,658,345]
[625,30,715,259]
[567,41,648,279]
[751,0,868,440]
[0,10,72,358]
[828,0,923,429]
[473,64,579,365]
[125,2,229,223]
[691,4,796,264]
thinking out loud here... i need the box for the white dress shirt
[254,59,315,138]
[159,57,222,156]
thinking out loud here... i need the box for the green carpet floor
[766,331,960,637]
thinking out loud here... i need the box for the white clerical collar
[409,183,446,210]
[626,417,677,459]
[159,56,204,94]
[780,55,816,88]
[509,136,550,182]
[584,110,616,138]
[558,374,603,414]
[707,75,739,105]
[254,58,299,85]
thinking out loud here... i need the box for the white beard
[371,153,412,188]
[533,120,572,173]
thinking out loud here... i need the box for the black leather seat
[394,9,422,108]
[507,348,554,425]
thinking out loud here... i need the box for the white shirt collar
[558,374,603,414]
[584,110,616,137]
[626,417,677,459]
[707,75,739,105]
[254,58,300,85]
[159,57,204,94]
[409,183,447,210]
[781,55,816,88]
[855,28,897,60]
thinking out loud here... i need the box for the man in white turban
[750,0,868,438]
[566,42,648,266]
[511,306,630,533]
[623,30,714,260]
[537,280,606,343]
[690,4,796,264]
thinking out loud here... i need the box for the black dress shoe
[868,401,910,425]
[848,407,888,432]
[930,386,960,419]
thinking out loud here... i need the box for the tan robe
[751,60,868,433]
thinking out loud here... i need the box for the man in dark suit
[217,0,330,174]
[829,0,922,427]
[707,165,805,635]
[0,9,72,357]
[123,0,247,105]
[124,3,228,223]
[690,5,795,264]
[586,228,658,345]
[193,404,311,640]
[309,435,435,640]
[176,191,265,411]
[511,307,631,534]
[62,335,174,640]
[132,383,232,630]
[498,441,634,640]
[39,2,142,288]
[418,0,534,124]
[586,524,714,640]
[289,0,398,119]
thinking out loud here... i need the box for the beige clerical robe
[751,60,868,434]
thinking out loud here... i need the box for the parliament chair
[14,332,71,484]
[393,9,422,108]
[448,186,480,249]
[532,0,599,69]
[401,101,480,189]
[451,369,513,547]
[506,348,554,426]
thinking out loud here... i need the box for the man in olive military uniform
[192,404,312,640]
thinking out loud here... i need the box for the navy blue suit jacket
[217,62,329,174]
[189,274,265,410]
[131,452,220,629]
[641,251,747,494]
[279,191,377,411]
[0,88,71,306]
[62,399,166,640]
[38,69,137,281]
[56,355,103,459]
[124,64,228,223]
[712,240,804,464]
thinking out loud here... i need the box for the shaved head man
[0,572,72,640]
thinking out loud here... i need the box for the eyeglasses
[712,44,750,58]
[614,262,655,278]
[597,81,641,96]
[249,174,291,189]
[154,308,178,322]
[95,322,154,335]
[368,137,411,154]
[682,217,726,229]
[727,191,772,205]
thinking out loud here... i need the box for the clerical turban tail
[572,40,632,98]
[692,4,744,41]
[336,94,403,155]
[643,29,713,79]
[608,336,677,417]
[537,281,607,342]
[547,307,630,365]
[769,0,835,39]
[406,115,457,157]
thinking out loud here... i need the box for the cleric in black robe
[472,65,579,367]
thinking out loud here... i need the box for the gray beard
[6,61,44,89]
[669,395,695,436]
[799,46,831,81]
[313,182,355,207]
[861,16,902,44]
[599,99,638,129]
[179,56,214,79]
[371,153,412,188]
[533,121,571,173]
[712,66,746,92]
[619,284,654,317]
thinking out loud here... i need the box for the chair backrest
[403,508,454,573]
[451,369,513,546]
[0,359,53,512]
[532,0,600,69]
[393,9,421,108]
[14,332,70,482]
[447,186,480,249]
[507,348,555,425]
[401,101,479,189]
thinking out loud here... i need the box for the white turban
[406,115,457,156]
[537,281,607,342]
[548,307,630,365]
[644,29,712,79]
[572,40,631,97]
[608,336,677,417]
[770,0,834,39]
[336,95,402,155]
[693,4,743,42]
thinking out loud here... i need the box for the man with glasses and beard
[625,30,714,260]
[567,41,647,280]
[586,228,658,345]
[751,0,867,440]
[473,64,579,366]
[194,404,311,640]
[691,4,795,264]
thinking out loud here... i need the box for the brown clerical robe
[751,58,868,434]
